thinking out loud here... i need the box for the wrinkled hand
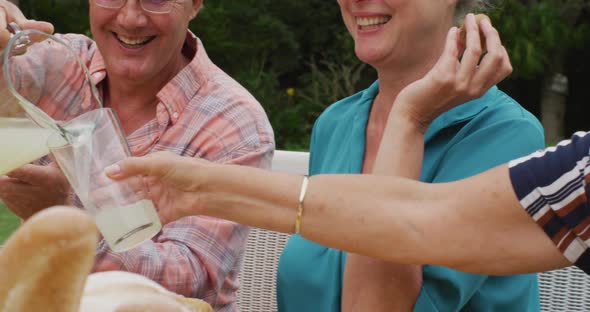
[393,13,512,133]
[0,163,70,220]
[0,0,54,50]
[106,151,215,224]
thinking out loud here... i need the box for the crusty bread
[459,14,491,51]
[0,207,213,312]
[79,271,213,312]
[0,206,98,312]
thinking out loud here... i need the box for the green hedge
[0,204,19,244]
[17,0,590,149]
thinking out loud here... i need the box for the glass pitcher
[0,24,102,175]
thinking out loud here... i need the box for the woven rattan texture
[539,266,590,311]
[236,228,290,312]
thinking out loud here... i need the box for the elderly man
[0,0,274,310]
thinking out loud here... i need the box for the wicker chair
[236,227,290,312]
[539,267,590,310]
[236,151,308,312]
[236,150,590,311]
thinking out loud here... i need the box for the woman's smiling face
[336,0,456,69]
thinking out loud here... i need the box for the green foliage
[20,0,90,35]
[12,0,590,149]
[489,0,590,79]
[191,2,299,79]
[0,204,19,244]
[192,0,375,149]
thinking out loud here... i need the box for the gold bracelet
[295,175,309,235]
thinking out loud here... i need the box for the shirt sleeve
[509,131,590,274]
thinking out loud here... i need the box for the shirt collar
[367,80,491,142]
[424,87,493,142]
[86,31,206,124]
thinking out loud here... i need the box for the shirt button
[172,112,179,119]
[91,72,104,84]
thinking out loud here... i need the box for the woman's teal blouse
[277,81,544,312]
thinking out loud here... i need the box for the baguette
[0,207,213,312]
[0,206,99,312]
[80,271,213,312]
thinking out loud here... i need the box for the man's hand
[0,0,54,50]
[0,163,70,220]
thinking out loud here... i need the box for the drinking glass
[47,108,162,252]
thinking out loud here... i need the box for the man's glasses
[93,0,177,15]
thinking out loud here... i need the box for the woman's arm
[107,152,571,275]
[209,162,570,274]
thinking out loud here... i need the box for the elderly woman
[278,0,541,310]
[110,3,540,311]
[0,0,274,310]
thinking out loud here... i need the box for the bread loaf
[0,207,213,312]
[0,206,98,312]
[79,271,213,312]
[0,206,213,312]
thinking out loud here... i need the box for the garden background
[1,0,590,242]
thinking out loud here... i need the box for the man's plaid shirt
[6,31,274,311]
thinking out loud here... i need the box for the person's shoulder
[461,87,543,139]
[185,51,274,145]
[464,88,545,150]
[191,70,266,123]
[476,87,540,124]
[192,46,260,108]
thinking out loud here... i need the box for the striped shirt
[509,131,590,274]
[11,31,275,310]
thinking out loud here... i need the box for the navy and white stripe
[509,131,590,273]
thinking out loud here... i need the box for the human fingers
[456,14,483,86]
[0,1,26,26]
[86,181,144,209]
[105,153,176,180]
[0,175,20,195]
[477,18,512,88]
[20,20,54,34]
[458,13,489,52]
[143,176,160,194]
[19,19,55,42]
[0,1,26,48]
[157,201,183,225]
[0,8,10,48]
[0,1,53,49]
[430,27,461,80]
[0,181,44,219]
[6,164,66,186]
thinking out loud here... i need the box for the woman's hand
[106,151,215,224]
[0,0,54,50]
[393,13,512,133]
